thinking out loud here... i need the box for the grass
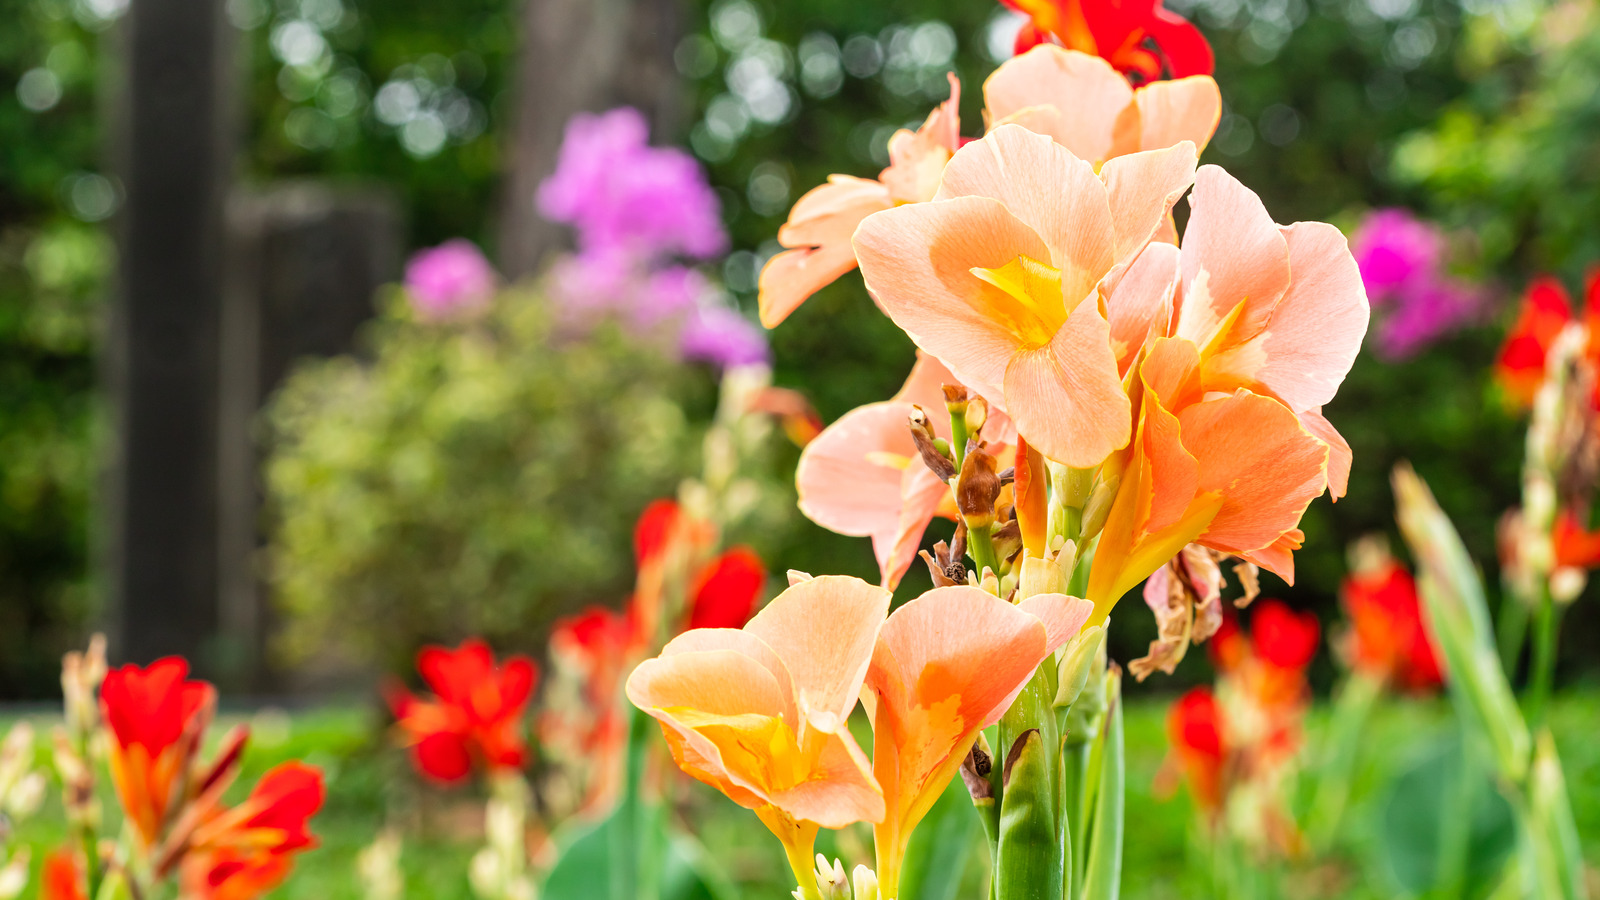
[3,690,1597,898]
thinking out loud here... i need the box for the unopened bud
[965,395,989,436]
[0,848,28,900]
[991,520,1022,565]
[908,406,957,481]
[1056,464,1094,511]
[813,855,849,899]
[852,865,880,900]
[956,447,1001,530]
[1018,556,1068,598]
[1054,626,1106,709]
[1551,566,1586,604]
[1079,474,1121,540]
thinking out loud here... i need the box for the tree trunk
[496,0,686,279]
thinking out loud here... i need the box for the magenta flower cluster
[535,107,765,369]
[1351,209,1483,360]
[404,239,497,321]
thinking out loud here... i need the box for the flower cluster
[1350,208,1483,360]
[1000,0,1213,83]
[537,107,766,369]
[387,640,539,784]
[404,238,498,320]
[44,642,324,900]
[1163,600,1319,855]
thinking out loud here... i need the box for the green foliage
[0,0,113,697]
[263,289,711,672]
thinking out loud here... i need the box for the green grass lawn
[4,690,1596,898]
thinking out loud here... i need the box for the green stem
[1306,669,1383,851]
[950,413,970,471]
[1496,592,1530,677]
[1433,731,1477,900]
[1525,590,1562,730]
[968,523,1001,582]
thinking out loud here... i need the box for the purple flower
[680,305,770,369]
[405,239,497,320]
[1374,277,1485,360]
[536,108,727,264]
[1351,209,1444,301]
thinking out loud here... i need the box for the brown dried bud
[959,745,994,801]
[919,532,969,587]
[908,405,957,481]
[941,383,969,415]
[956,446,1002,530]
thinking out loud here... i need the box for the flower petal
[981,46,1133,164]
[1133,76,1222,153]
[1106,242,1180,374]
[1003,300,1131,468]
[759,175,893,327]
[1099,142,1198,266]
[1176,166,1290,349]
[1297,408,1352,500]
[1014,593,1095,651]
[770,729,885,827]
[744,575,891,733]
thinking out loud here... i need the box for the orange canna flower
[796,352,1016,589]
[100,658,216,848]
[758,75,962,328]
[179,762,325,900]
[1001,0,1213,83]
[42,848,88,900]
[854,124,1199,468]
[388,640,538,784]
[983,45,1220,168]
[864,586,1092,897]
[1083,165,1367,618]
[626,575,889,883]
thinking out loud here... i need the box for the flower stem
[1525,588,1563,729]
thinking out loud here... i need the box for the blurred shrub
[264,287,710,674]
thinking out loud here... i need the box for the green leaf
[899,775,983,900]
[1080,671,1123,900]
[1374,734,1515,898]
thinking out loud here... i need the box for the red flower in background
[1341,558,1443,691]
[1250,600,1320,672]
[1000,0,1213,82]
[1167,688,1225,811]
[42,849,87,900]
[1553,509,1600,569]
[181,762,325,900]
[388,640,538,783]
[100,658,216,846]
[1493,273,1600,408]
[688,546,766,630]
[633,499,688,568]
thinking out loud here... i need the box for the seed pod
[957,446,1002,530]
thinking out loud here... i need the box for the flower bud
[941,383,968,417]
[991,520,1022,566]
[1054,625,1106,709]
[852,865,880,900]
[1079,473,1121,540]
[1018,555,1068,598]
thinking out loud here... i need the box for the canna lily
[100,658,216,848]
[1341,553,1442,691]
[853,124,1200,468]
[388,640,538,784]
[1001,0,1213,83]
[796,352,1015,589]
[864,586,1092,898]
[42,848,87,900]
[626,575,889,892]
[1083,165,1367,619]
[1165,688,1225,812]
[179,762,325,900]
[1493,272,1600,408]
[1553,509,1600,570]
[686,546,767,630]
[984,45,1220,169]
[758,76,962,328]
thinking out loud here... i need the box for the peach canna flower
[983,46,1220,168]
[758,75,962,328]
[864,586,1092,898]
[625,575,889,882]
[796,352,1015,589]
[1083,166,1367,618]
[853,124,1199,467]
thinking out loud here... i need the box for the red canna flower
[1341,558,1443,691]
[180,762,325,900]
[1495,276,1575,408]
[388,640,538,784]
[1553,509,1600,569]
[633,499,685,567]
[1000,0,1213,82]
[99,658,216,847]
[687,546,766,630]
[1249,600,1320,672]
[42,848,88,900]
[1167,688,1226,811]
